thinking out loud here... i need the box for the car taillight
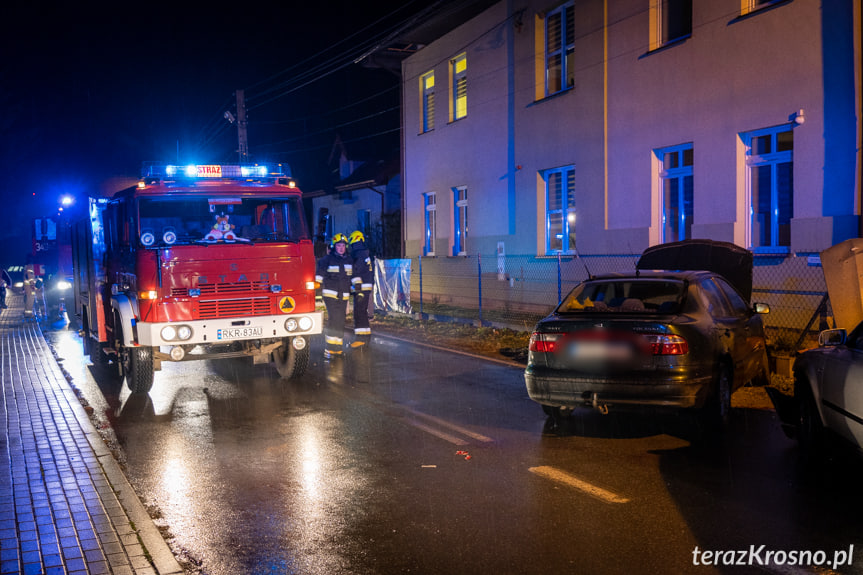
[529,332,561,353]
[644,334,688,355]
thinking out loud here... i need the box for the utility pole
[236,89,249,163]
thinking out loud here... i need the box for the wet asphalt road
[45,322,863,575]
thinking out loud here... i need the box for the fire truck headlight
[141,231,155,246]
[270,284,282,293]
[298,316,313,331]
[163,229,177,244]
[56,280,72,291]
[285,318,298,332]
[161,326,177,341]
[139,290,158,300]
[177,326,193,340]
[305,281,316,290]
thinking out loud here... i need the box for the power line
[246,1,434,108]
[252,85,399,125]
[264,126,401,158]
[254,105,400,149]
[244,0,424,97]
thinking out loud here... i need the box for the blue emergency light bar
[142,163,286,179]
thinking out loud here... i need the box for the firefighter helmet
[349,230,365,245]
[332,233,348,246]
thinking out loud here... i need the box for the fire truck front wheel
[123,346,154,394]
[273,337,309,380]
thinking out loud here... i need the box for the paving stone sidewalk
[0,291,183,575]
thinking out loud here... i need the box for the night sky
[0,0,434,262]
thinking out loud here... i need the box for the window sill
[729,0,792,24]
[538,253,576,259]
[640,34,691,59]
[447,117,467,125]
[752,246,790,255]
[752,247,791,265]
[417,129,435,136]
[528,86,574,108]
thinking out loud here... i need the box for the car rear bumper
[524,368,714,411]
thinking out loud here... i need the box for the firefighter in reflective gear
[315,234,353,358]
[349,230,374,346]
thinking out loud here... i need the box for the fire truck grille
[172,281,270,297]
[198,298,272,319]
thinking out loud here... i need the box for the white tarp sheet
[374,259,412,315]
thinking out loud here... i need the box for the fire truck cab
[72,164,322,393]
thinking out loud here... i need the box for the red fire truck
[71,164,322,393]
[30,214,74,319]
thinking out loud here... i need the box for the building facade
[400,0,862,321]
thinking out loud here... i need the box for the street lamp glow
[60,195,74,207]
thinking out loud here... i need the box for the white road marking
[328,383,495,446]
[529,466,630,504]
[404,407,495,443]
[407,420,470,445]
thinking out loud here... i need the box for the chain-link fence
[407,252,831,350]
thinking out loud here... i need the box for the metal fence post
[418,255,423,317]
[558,252,562,304]
[477,253,483,324]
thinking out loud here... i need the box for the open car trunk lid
[636,239,753,302]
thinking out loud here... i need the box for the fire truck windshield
[137,196,309,246]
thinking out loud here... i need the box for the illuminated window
[424,192,437,256]
[544,166,576,253]
[744,126,793,250]
[649,0,692,50]
[656,144,693,242]
[453,187,467,256]
[420,71,435,133]
[740,0,783,16]
[545,2,574,96]
[451,54,467,121]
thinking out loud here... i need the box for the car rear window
[557,279,685,313]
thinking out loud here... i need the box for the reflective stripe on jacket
[316,252,353,300]
[350,242,374,292]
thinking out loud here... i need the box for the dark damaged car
[767,238,863,455]
[769,325,863,454]
[524,240,770,424]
